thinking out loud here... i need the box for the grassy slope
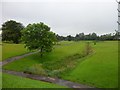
[2,43,29,61]
[3,41,118,88]
[2,41,74,61]
[62,41,118,88]
[3,41,85,71]
[2,73,65,88]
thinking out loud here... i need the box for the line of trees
[56,32,119,41]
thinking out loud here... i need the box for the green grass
[0,72,2,89]
[3,41,118,88]
[3,41,85,72]
[2,43,30,61]
[1,41,75,61]
[57,41,74,45]
[0,44,2,61]
[2,73,65,88]
[62,41,118,88]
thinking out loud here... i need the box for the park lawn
[2,41,75,61]
[56,41,74,45]
[2,43,30,61]
[2,73,65,88]
[62,41,118,88]
[3,41,85,72]
[2,41,118,88]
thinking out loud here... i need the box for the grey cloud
[1,1,118,36]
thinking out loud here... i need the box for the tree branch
[116,0,120,4]
[117,9,120,12]
[117,21,120,25]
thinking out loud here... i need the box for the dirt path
[0,51,39,66]
[3,69,93,88]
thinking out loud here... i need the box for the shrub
[82,42,93,56]
[24,64,47,76]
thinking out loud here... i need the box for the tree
[21,22,56,57]
[114,30,120,40]
[75,33,84,41]
[91,33,97,40]
[99,33,114,41]
[2,20,24,44]
[67,35,74,41]
[75,34,79,41]
[83,42,93,56]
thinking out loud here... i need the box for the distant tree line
[56,32,119,41]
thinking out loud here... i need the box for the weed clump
[24,64,47,76]
[82,42,93,56]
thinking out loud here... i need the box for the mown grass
[3,41,85,74]
[2,41,74,61]
[3,41,118,88]
[2,43,30,61]
[2,73,65,88]
[62,41,118,88]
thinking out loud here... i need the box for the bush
[24,64,47,76]
[82,42,93,56]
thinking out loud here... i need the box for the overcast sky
[0,0,118,36]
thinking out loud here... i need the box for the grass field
[2,41,74,61]
[2,43,30,61]
[0,72,2,89]
[2,41,118,88]
[2,73,65,88]
[0,44,2,61]
[3,41,85,72]
[62,41,118,88]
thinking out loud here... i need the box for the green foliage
[56,32,118,41]
[2,20,24,44]
[82,42,93,56]
[21,22,56,57]
[93,41,97,45]
[23,53,86,78]
[24,64,47,76]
